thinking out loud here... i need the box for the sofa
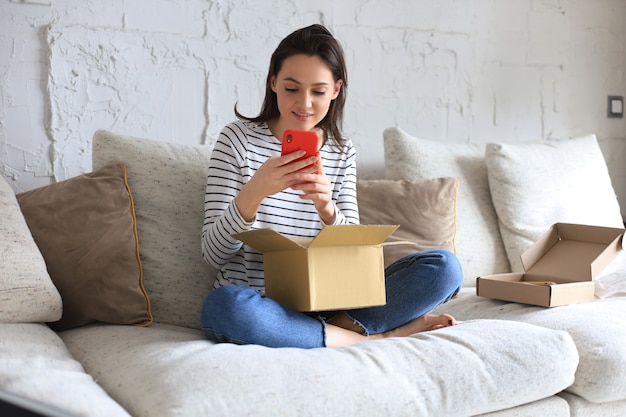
[1,127,625,417]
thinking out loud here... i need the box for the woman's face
[271,54,343,133]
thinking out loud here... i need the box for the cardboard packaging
[233,225,398,312]
[477,223,624,307]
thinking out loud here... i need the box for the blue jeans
[201,249,462,349]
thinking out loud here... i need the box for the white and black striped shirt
[201,120,359,292]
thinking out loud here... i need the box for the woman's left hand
[290,154,336,224]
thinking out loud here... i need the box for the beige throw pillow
[17,163,152,331]
[357,178,458,268]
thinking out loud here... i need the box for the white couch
[1,127,625,417]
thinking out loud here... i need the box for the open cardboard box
[234,225,398,312]
[477,223,625,307]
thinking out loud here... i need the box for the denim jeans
[201,249,462,349]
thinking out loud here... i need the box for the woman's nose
[298,91,313,107]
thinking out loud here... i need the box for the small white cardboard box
[234,225,398,311]
[477,223,624,307]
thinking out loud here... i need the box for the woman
[201,24,462,349]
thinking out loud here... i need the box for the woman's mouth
[293,111,312,121]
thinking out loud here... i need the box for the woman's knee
[397,249,463,294]
[429,249,463,286]
[431,248,462,273]
[201,285,260,331]
[398,248,460,272]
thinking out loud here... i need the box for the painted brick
[0,0,624,211]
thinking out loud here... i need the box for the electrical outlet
[608,95,623,118]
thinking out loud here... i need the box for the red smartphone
[281,129,319,162]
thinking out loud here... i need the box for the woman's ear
[270,75,277,93]
[331,79,343,100]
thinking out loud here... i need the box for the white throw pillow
[0,177,62,322]
[383,127,510,286]
[485,135,624,272]
[92,130,216,329]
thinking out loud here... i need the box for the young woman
[200,24,462,349]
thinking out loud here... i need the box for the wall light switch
[608,95,623,118]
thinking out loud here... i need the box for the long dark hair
[235,24,348,149]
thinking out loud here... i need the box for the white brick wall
[1,0,625,211]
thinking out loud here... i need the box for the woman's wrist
[318,201,337,225]
[235,184,264,223]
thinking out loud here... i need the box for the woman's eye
[283,87,326,95]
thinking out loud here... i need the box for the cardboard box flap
[520,227,561,270]
[555,223,625,245]
[233,229,306,252]
[591,234,624,278]
[521,223,625,282]
[525,240,610,282]
[308,225,399,248]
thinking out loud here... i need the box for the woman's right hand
[234,151,319,222]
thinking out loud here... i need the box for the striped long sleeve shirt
[201,120,359,293]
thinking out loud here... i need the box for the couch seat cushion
[0,323,130,417]
[479,396,569,417]
[558,392,626,416]
[433,289,626,403]
[60,320,577,417]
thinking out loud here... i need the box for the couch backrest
[384,127,511,285]
[93,130,217,329]
[383,126,624,285]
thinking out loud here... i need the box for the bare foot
[325,313,457,348]
[393,313,456,335]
